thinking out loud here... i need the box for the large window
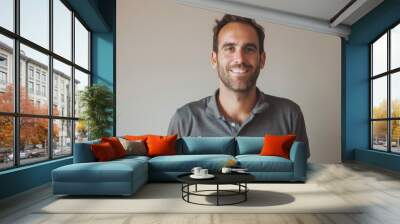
[371,23,400,153]
[0,0,91,171]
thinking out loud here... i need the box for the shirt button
[231,122,235,127]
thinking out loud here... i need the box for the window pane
[75,120,88,143]
[74,17,89,70]
[0,116,13,170]
[20,0,49,49]
[0,0,13,31]
[391,24,400,70]
[53,0,72,60]
[0,35,14,112]
[372,77,387,119]
[372,121,387,151]
[53,59,72,117]
[20,117,49,165]
[20,44,49,115]
[391,120,400,153]
[392,72,400,118]
[372,33,387,76]
[53,119,72,157]
[74,69,89,118]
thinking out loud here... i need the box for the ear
[259,51,266,69]
[211,51,217,69]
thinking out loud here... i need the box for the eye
[245,46,256,53]
[223,45,235,52]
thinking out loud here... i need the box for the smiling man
[168,14,309,158]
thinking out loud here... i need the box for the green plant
[79,84,114,140]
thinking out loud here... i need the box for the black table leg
[181,183,183,199]
[245,183,247,201]
[217,184,219,206]
[187,184,190,202]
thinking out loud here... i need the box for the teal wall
[0,0,115,200]
[91,0,116,135]
[0,158,72,199]
[344,0,400,171]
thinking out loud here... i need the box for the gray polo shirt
[167,89,309,157]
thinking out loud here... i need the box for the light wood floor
[1,162,400,224]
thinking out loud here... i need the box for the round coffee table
[177,172,255,206]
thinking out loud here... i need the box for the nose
[232,48,245,64]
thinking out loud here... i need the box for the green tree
[79,84,113,140]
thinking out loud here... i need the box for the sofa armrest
[73,140,100,163]
[289,141,307,181]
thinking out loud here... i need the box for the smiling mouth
[229,67,250,76]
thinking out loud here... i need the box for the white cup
[200,169,208,176]
[191,167,202,176]
[221,167,232,174]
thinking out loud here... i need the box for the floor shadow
[56,183,182,200]
[203,190,295,207]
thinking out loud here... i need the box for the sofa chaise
[52,137,307,196]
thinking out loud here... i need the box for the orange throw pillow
[91,142,117,161]
[101,137,127,158]
[146,135,177,157]
[259,134,297,159]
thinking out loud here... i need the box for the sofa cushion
[53,158,147,183]
[260,134,296,159]
[74,139,100,163]
[148,154,235,172]
[91,142,118,161]
[147,135,177,157]
[236,137,263,155]
[115,155,150,163]
[124,135,149,142]
[101,137,127,158]
[176,137,235,155]
[118,138,147,156]
[236,155,293,172]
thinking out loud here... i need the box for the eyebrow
[221,42,258,49]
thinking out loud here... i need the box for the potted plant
[79,84,114,140]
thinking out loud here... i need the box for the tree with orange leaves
[0,84,59,151]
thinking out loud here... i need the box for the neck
[217,85,258,124]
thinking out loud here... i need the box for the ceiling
[227,0,353,23]
[176,0,384,38]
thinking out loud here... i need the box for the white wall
[117,0,341,163]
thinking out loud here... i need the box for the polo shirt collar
[205,88,270,119]
[205,89,223,119]
[252,88,269,114]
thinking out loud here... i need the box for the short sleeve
[293,106,310,158]
[167,110,184,138]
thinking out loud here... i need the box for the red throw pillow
[91,142,117,161]
[146,135,177,157]
[259,134,297,159]
[101,137,127,158]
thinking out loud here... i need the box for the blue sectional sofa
[52,137,307,196]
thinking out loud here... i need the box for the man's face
[212,22,266,93]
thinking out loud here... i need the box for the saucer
[190,174,215,179]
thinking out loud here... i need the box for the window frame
[370,21,400,154]
[0,0,92,171]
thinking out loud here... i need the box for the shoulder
[174,96,212,118]
[262,93,302,113]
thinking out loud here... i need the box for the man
[167,14,309,158]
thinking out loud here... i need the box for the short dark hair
[213,14,265,53]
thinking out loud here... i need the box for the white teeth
[230,68,247,73]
